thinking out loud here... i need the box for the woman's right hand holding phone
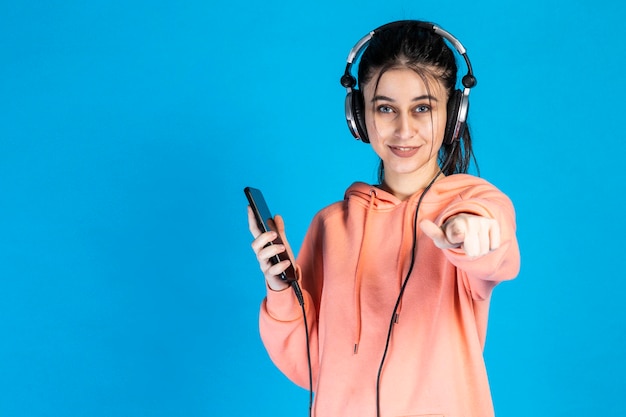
[247,206,293,291]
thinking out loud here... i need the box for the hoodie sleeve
[433,179,521,300]
[258,213,324,390]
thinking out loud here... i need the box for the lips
[389,146,419,158]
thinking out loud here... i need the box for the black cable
[291,280,313,417]
[375,144,458,417]
[374,172,439,417]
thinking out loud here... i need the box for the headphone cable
[291,280,313,417]
[375,144,457,417]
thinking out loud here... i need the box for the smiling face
[362,67,449,196]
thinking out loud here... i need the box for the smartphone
[244,187,297,283]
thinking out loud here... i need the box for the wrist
[267,277,290,292]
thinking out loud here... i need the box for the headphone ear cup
[444,90,463,145]
[352,90,369,143]
[344,90,368,143]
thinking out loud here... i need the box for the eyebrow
[372,95,438,102]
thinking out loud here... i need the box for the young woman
[247,20,520,417]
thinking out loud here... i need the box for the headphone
[340,20,477,145]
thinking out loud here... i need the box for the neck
[381,168,443,201]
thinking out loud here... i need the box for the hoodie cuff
[436,200,494,226]
[263,267,303,321]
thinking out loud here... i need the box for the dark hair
[357,21,477,182]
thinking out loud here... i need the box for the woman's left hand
[420,214,501,258]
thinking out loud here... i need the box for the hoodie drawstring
[353,188,377,354]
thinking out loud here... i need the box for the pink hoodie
[259,174,520,417]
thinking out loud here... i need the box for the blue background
[1,0,625,416]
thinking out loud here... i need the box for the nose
[394,113,416,139]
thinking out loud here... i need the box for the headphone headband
[341,20,477,144]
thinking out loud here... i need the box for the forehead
[364,67,447,99]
